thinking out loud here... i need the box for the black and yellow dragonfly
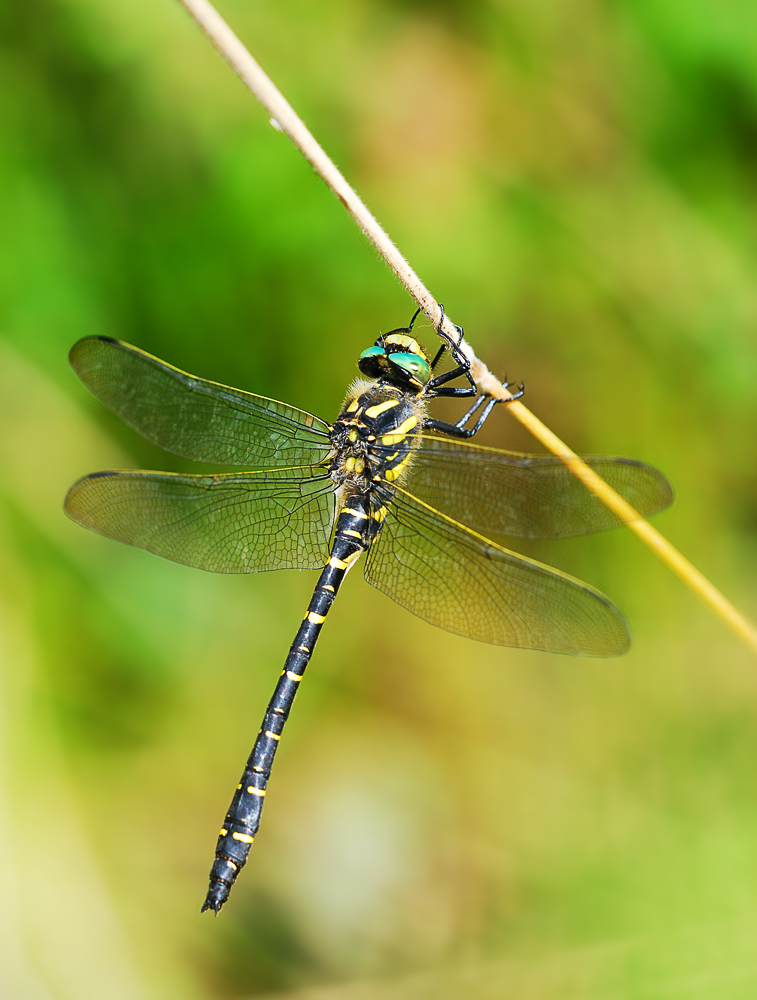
[65,312,672,913]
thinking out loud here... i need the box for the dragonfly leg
[427,306,477,397]
[424,376,519,439]
[424,395,493,439]
[426,374,524,437]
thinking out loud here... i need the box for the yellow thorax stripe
[365,399,400,418]
[381,414,418,446]
[384,453,413,482]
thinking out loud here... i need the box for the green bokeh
[1,1,756,998]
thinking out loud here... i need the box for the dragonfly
[65,310,673,913]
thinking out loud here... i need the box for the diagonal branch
[175,0,757,654]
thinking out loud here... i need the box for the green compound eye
[357,345,391,380]
[357,345,431,386]
[389,351,431,385]
[358,346,385,363]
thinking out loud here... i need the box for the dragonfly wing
[70,336,332,467]
[65,468,335,573]
[365,485,630,656]
[407,436,673,539]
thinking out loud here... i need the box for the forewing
[70,336,332,467]
[407,436,673,539]
[65,468,335,573]
[365,485,630,656]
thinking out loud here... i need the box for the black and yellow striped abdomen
[202,495,370,912]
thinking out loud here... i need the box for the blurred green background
[2,0,757,997]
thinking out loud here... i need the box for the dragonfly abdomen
[201,496,370,913]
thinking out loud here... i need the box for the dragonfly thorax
[329,381,427,500]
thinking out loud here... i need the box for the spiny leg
[425,305,524,437]
[424,381,524,439]
[201,499,369,914]
[427,305,476,396]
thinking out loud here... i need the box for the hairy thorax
[328,380,427,504]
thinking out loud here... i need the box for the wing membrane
[70,337,332,467]
[406,436,673,539]
[365,485,629,656]
[65,468,335,573]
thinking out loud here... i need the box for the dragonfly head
[358,333,431,392]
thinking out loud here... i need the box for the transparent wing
[65,467,335,573]
[406,435,673,539]
[365,485,629,656]
[70,336,332,467]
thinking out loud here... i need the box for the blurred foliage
[1,0,757,998]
